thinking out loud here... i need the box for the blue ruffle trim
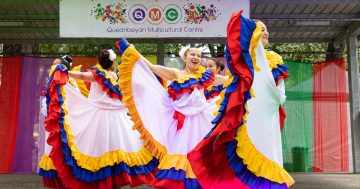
[205,16,256,138]
[205,46,238,138]
[88,66,123,99]
[240,15,256,79]
[58,88,158,182]
[39,168,58,179]
[271,64,289,81]
[168,69,213,92]
[204,84,224,98]
[155,168,202,189]
[225,140,288,189]
[45,64,68,119]
[46,67,159,182]
[117,38,129,56]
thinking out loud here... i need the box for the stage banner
[60,0,249,38]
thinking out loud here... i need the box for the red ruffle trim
[87,69,122,100]
[168,74,215,100]
[44,68,154,189]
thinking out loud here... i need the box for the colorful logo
[182,3,220,24]
[91,2,220,25]
[129,4,146,24]
[147,5,163,24]
[164,5,181,24]
[90,3,128,24]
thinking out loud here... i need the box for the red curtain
[313,58,349,172]
[0,56,23,173]
[71,56,98,70]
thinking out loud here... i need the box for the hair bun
[60,55,73,69]
[179,45,190,60]
[62,55,72,64]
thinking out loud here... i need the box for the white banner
[60,0,249,38]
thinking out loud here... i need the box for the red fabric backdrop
[0,56,23,173]
[313,58,349,172]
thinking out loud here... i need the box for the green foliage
[165,43,186,55]
[266,43,328,63]
[207,43,225,57]
[39,44,113,56]
[132,43,156,55]
[8,42,356,70]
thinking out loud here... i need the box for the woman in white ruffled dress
[38,50,157,189]
[116,39,228,189]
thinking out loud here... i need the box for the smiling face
[205,59,220,74]
[258,21,269,46]
[183,48,201,72]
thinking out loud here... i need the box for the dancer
[204,58,226,100]
[116,39,227,189]
[188,12,294,189]
[38,50,158,189]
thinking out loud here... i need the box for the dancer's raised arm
[140,55,179,81]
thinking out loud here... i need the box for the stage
[0,173,359,189]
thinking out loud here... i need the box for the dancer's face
[184,48,201,72]
[258,21,269,46]
[205,59,220,74]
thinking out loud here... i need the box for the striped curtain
[0,56,351,173]
[281,59,349,172]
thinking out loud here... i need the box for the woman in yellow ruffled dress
[38,50,158,189]
[116,39,228,189]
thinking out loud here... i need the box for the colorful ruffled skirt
[38,64,158,189]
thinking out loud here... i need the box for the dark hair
[58,55,72,69]
[98,49,113,69]
[207,58,225,72]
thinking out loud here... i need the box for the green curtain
[282,60,314,172]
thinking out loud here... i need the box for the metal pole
[157,38,165,66]
[347,35,360,173]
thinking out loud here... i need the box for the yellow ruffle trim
[57,76,154,172]
[172,65,207,84]
[235,103,295,187]
[118,46,196,176]
[161,79,168,90]
[265,50,284,70]
[48,65,57,77]
[250,23,262,72]
[158,154,196,179]
[213,75,234,117]
[117,46,168,161]
[38,154,56,171]
[213,23,261,116]
[71,65,90,97]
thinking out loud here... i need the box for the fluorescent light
[295,21,330,26]
[0,22,25,27]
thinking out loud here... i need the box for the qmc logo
[164,5,181,24]
[128,4,182,24]
[129,4,146,24]
[148,5,163,24]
